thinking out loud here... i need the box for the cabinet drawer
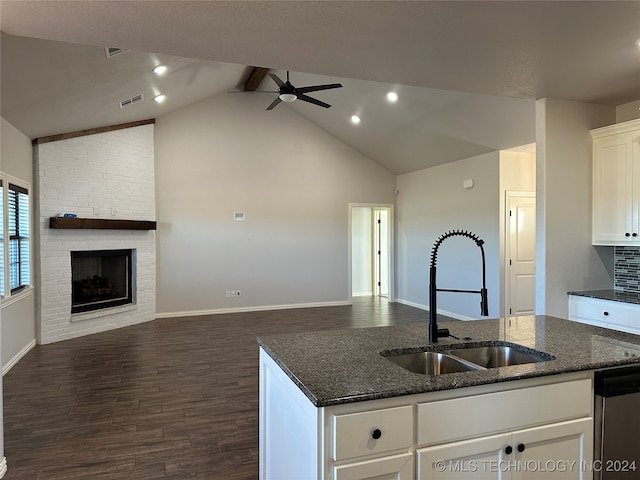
[569,295,640,334]
[332,405,413,461]
[417,379,591,446]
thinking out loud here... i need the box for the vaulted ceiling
[1,1,639,174]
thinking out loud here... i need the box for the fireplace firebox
[71,249,133,313]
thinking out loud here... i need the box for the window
[1,174,31,298]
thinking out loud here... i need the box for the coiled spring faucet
[429,229,489,342]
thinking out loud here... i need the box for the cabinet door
[416,432,511,480]
[333,451,413,480]
[593,133,634,244]
[568,296,610,329]
[512,418,592,480]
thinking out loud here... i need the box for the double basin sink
[382,341,555,375]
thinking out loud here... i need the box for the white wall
[616,99,640,123]
[0,116,33,477]
[0,117,36,371]
[154,93,396,316]
[396,151,501,319]
[535,98,615,318]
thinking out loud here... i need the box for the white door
[350,204,393,300]
[512,418,592,480]
[506,193,536,316]
[592,133,634,243]
[416,432,511,480]
[374,208,390,297]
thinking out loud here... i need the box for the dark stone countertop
[568,289,640,305]
[257,315,640,407]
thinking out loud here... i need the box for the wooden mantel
[49,217,156,230]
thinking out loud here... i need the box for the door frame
[503,191,536,317]
[348,203,395,304]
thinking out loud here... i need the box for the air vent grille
[119,94,144,109]
[105,47,129,58]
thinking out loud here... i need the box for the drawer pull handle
[517,443,526,453]
[603,311,609,316]
[626,233,631,237]
[505,445,513,455]
[371,428,382,440]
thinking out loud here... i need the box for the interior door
[506,194,536,316]
[374,208,389,297]
[350,204,393,300]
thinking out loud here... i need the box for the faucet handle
[480,288,489,316]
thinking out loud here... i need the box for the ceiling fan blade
[266,96,282,110]
[296,94,331,109]
[296,83,343,94]
[268,73,286,89]
[227,90,279,94]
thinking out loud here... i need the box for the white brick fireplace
[35,123,156,344]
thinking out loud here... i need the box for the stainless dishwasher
[594,366,640,480]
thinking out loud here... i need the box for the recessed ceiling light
[386,92,398,102]
[351,115,361,125]
[153,65,168,76]
[154,94,166,104]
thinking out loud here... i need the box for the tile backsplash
[614,246,640,292]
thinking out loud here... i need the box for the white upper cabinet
[592,119,640,245]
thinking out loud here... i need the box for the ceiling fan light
[279,93,297,103]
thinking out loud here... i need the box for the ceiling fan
[264,71,343,110]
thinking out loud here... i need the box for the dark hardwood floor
[2,297,436,479]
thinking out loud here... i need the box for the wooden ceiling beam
[244,66,270,91]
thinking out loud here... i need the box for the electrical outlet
[226,290,231,298]
[230,290,236,297]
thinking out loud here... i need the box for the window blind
[8,182,29,293]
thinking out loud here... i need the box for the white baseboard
[395,298,473,321]
[0,456,7,478]
[2,339,36,376]
[155,300,351,319]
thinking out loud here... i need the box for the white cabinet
[569,295,640,335]
[415,380,592,480]
[512,418,592,480]
[416,418,591,480]
[334,451,413,480]
[332,406,413,461]
[260,348,593,480]
[591,119,640,245]
[417,432,510,480]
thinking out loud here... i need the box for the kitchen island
[258,315,640,480]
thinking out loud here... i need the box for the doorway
[349,204,394,301]
[505,192,536,316]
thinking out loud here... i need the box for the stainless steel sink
[382,351,480,375]
[382,342,554,375]
[448,345,553,368]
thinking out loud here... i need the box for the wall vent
[105,47,129,58]
[119,94,144,109]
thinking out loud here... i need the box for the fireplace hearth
[71,249,134,313]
